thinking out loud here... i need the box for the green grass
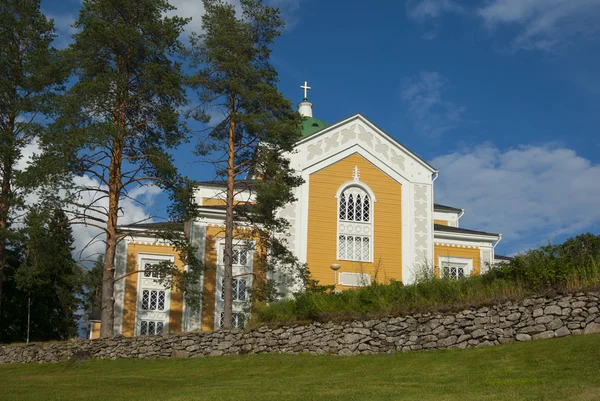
[2,334,600,401]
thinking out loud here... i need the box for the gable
[292,114,436,184]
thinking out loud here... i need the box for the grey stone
[516,334,532,342]
[532,331,555,340]
[471,329,486,339]
[546,318,563,330]
[555,327,571,338]
[343,334,363,344]
[532,308,544,318]
[534,315,553,324]
[544,305,562,315]
[506,312,521,321]
[583,322,600,335]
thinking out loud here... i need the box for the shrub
[255,233,600,326]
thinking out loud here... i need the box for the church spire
[298,80,313,118]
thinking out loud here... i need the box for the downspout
[492,234,502,265]
[432,171,439,182]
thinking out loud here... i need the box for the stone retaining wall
[2,291,600,364]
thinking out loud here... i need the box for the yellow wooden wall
[307,153,402,287]
[433,244,481,277]
[434,219,449,226]
[121,243,184,337]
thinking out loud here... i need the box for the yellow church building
[106,84,504,338]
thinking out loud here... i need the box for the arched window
[337,186,373,262]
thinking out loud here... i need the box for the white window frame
[219,311,247,329]
[214,239,254,331]
[438,256,473,279]
[335,182,375,263]
[134,253,174,336]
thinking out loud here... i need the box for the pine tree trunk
[222,94,236,330]
[100,134,123,338]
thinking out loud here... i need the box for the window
[219,312,246,329]
[143,262,160,279]
[221,278,248,301]
[141,289,166,311]
[222,248,249,266]
[338,235,370,261]
[339,189,370,222]
[439,257,472,279]
[337,186,373,262]
[140,320,164,335]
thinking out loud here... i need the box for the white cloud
[45,12,78,49]
[18,142,162,262]
[400,71,466,137]
[168,0,303,37]
[478,0,600,51]
[431,143,600,251]
[406,0,464,21]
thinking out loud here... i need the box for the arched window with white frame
[337,184,374,262]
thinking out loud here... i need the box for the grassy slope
[2,334,600,401]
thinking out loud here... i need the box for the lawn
[2,334,600,401]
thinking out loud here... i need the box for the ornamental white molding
[435,242,480,249]
[125,239,172,246]
[413,184,430,264]
[305,123,407,174]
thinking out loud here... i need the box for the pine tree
[186,0,303,329]
[0,0,66,334]
[32,0,197,337]
[9,207,81,342]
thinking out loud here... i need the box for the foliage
[1,207,82,343]
[0,0,67,332]
[29,0,197,337]
[256,233,600,326]
[483,233,600,291]
[81,256,103,318]
[185,0,303,327]
[2,335,600,401]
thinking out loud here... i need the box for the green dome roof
[301,117,328,138]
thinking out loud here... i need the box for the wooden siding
[307,153,402,287]
[434,219,449,226]
[433,245,481,277]
[121,243,184,337]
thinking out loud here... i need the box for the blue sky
[39,0,600,257]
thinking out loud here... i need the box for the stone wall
[2,291,600,364]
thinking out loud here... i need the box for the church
[93,83,504,338]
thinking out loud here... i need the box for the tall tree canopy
[186,0,303,329]
[0,0,66,333]
[13,207,81,342]
[32,0,199,337]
